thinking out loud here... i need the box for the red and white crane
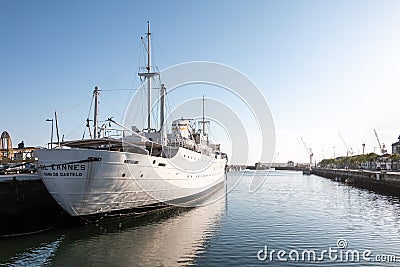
[339,133,353,157]
[374,129,387,154]
[301,137,313,168]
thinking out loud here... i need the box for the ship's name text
[42,164,86,177]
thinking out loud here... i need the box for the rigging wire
[120,37,148,127]
[56,102,88,116]
[103,42,142,89]
[207,122,217,144]
[99,96,125,121]
[154,37,171,67]
[129,81,146,129]
[82,92,95,139]
[150,77,160,129]
[123,31,168,131]
[100,89,139,91]
[164,88,174,134]
[56,33,163,141]
[64,120,86,140]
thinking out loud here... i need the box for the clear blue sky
[1,0,400,163]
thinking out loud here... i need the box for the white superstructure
[35,23,227,217]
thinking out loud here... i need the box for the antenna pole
[55,111,60,146]
[93,86,99,139]
[202,95,205,135]
[160,84,165,130]
[147,21,151,130]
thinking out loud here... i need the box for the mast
[199,95,209,142]
[146,21,151,131]
[93,86,99,139]
[160,83,166,145]
[138,21,159,132]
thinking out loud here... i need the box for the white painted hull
[35,147,226,216]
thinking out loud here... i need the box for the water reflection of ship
[1,185,226,266]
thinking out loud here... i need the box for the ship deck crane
[374,129,387,154]
[300,137,313,169]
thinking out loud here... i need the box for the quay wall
[0,175,64,237]
[313,168,400,196]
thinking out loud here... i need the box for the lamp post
[46,119,54,149]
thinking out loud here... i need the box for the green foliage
[318,153,380,168]
[389,154,400,160]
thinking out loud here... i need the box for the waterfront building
[392,135,400,154]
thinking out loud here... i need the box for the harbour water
[1,170,400,266]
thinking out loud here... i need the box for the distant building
[255,162,268,170]
[287,161,294,167]
[377,153,391,170]
[296,163,309,169]
[392,135,400,154]
[0,131,36,164]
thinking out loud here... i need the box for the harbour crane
[300,137,313,168]
[374,129,387,154]
[339,133,353,157]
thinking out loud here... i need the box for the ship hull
[35,148,226,216]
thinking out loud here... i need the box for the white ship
[35,23,228,217]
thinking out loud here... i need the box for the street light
[46,119,54,149]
